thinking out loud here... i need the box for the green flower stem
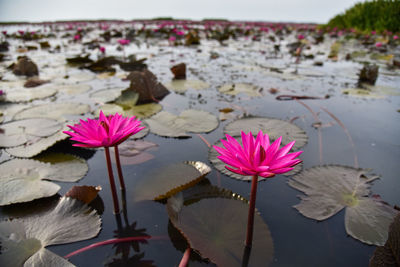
[105,147,120,214]
[178,247,191,267]
[245,175,258,247]
[114,145,126,190]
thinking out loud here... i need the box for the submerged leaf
[145,109,218,137]
[218,83,262,97]
[110,139,156,165]
[167,189,273,267]
[224,117,308,150]
[133,161,211,201]
[288,165,398,245]
[0,153,88,205]
[0,197,101,266]
[65,185,101,204]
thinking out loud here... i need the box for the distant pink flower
[0,90,4,96]
[214,131,302,178]
[371,30,376,35]
[176,31,185,36]
[74,34,81,41]
[18,30,24,35]
[99,46,106,53]
[375,42,383,48]
[118,39,130,45]
[63,111,145,148]
[169,36,176,42]
[1,31,6,35]
[297,34,305,40]
[394,35,399,40]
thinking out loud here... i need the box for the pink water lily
[64,111,144,148]
[214,130,302,247]
[214,130,302,178]
[118,39,130,45]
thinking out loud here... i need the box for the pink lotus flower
[64,111,145,148]
[297,34,305,40]
[74,34,81,41]
[18,30,24,35]
[214,131,302,178]
[394,35,399,40]
[118,39,130,45]
[2,31,7,35]
[99,46,106,53]
[375,42,383,48]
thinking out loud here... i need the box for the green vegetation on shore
[326,0,400,32]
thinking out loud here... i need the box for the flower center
[100,121,109,133]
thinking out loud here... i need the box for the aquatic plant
[213,131,302,247]
[64,111,144,213]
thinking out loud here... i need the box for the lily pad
[167,190,274,267]
[89,87,126,103]
[145,109,219,138]
[57,71,95,83]
[133,161,211,202]
[288,165,398,245]
[3,86,57,102]
[0,153,88,205]
[114,89,140,109]
[164,80,210,94]
[224,117,308,150]
[343,84,400,98]
[209,139,303,181]
[13,103,91,121]
[52,83,91,95]
[0,118,62,148]
[98,103,162,119]
[5,124,69,158]
[218,83,262,97]
[0,197,101,266]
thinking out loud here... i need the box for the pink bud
[297,34,305,40]
[99,46,105,53]
[394,35,399,40]
[118,39,130,45]
[375,42,382,48]
[74,34,81,40]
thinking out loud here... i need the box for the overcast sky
[0,0,362,24]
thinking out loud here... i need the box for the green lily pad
[224,117,308,150]
[209,139,303,181]
[218,83,262,97]
[145,109,219,138]
[3,86,57,102]
[89,87,126,103]
[0,197,101,266]
[342,84,400,98]
[97,103,162,119]
[0,118,62,148]
[5,123,69,158]
[13,103,91,121]
[0,153,88,205]
[288,165,399,245]
[167,190,274,267]
[342,88,384,98]
[164,80,210,93]
[133,161,211,202]
[114,89,140,109]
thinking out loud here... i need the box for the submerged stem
[64,236,168,259]
[105,147,120,214]
[114,145,126,190]
[245,175,259,247]
[178,247,191,267]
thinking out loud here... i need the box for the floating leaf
[0,118,61,148]
[5,124,69,158]
[52,83,91,95]
[145,109,218,138]
[224,117,308,150]
[164,80,210,93]
[133,161,211,202]
[288,165,398,245]
[209,139,303,181]
[167,190,274,267]
[0,197,101,266]
[218,83,262,97]
[369,214,400,267]
[110,139,157,165]
[89,87,125,103]
[13,103,91,121]
[0,153,88,205]
[3,86,57,102]
[98,103,162,119]
[58,71,95,83]
[114,89,139,109]
[65,185,101,204]
[342,84,400,98]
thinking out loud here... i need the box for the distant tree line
[326,0,400,32]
